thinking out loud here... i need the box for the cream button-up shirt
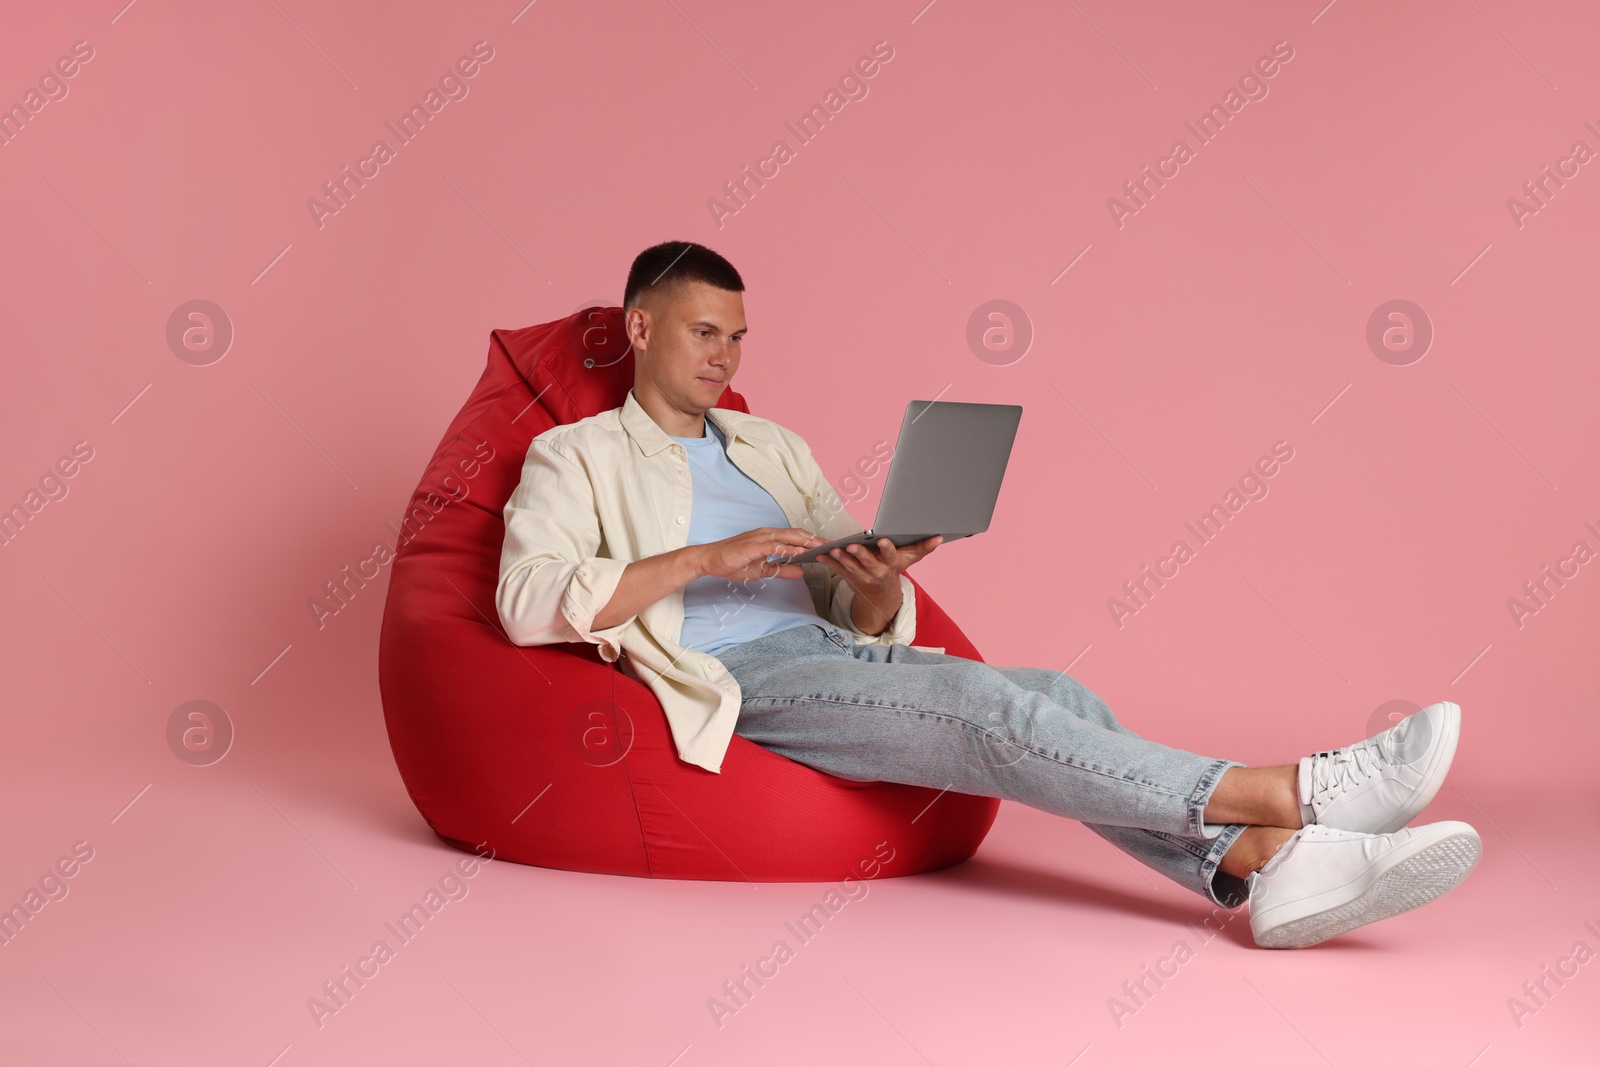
[496,388,923,774]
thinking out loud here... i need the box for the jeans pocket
[820,625,853,652]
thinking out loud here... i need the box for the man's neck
[632,385,706,438]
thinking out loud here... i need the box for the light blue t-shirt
[673,418,824,656]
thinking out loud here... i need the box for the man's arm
[829,535,943,637]
[496,435,723,659]
[499,435,831,656]
[591,546,703,632]
[593,527,830,632]
[497,436,636,660]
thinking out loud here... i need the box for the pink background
[2,0,1597,1063]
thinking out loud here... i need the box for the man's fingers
[840,544,886,580]
[866,539,909,569]
[822,549,865,581]
[779,527,824,547]
[864,541,898,573]
[819,534,941,578]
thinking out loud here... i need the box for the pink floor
[4,0,1600,1062]
[2,745,1595,1064]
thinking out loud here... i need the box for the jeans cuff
[1199,821,1251,909]
[1185,757,1245,837]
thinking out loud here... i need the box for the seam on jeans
[1143,829,1213,861]
[741,694,1192,804]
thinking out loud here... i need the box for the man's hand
[694,527,826,583]
[817,535,943,634]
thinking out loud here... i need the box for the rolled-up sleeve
[827,569,918,647]
[497,436,632,661]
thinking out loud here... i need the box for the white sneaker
[1299,701,1461,835]
[1247,820,1481,949]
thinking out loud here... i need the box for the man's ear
[623,306,644,348]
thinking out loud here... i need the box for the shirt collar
[621,387,747,456]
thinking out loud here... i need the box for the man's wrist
[676,543,707,584]
[850,580,901,636]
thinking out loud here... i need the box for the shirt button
[676,516,685,525]
[706,662,722,674]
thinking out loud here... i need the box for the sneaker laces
[1305,737,1387,803]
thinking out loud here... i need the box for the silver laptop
[769,400,1023,566]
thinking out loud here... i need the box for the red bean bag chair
[378,305,1000,881]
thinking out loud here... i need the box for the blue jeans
[715,621,1252,908]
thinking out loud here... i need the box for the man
[497,241,1480,949]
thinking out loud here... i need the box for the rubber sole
[1252,827,1481,949]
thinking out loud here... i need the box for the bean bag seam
[610,667,658,878]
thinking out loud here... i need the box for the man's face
[629,280,747,413]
